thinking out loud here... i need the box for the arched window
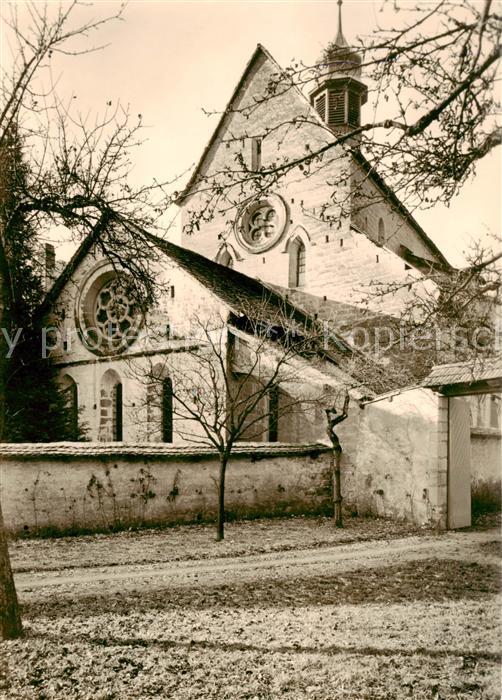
[288,238,306,288]
[162,377,173,443]
[378,218,385,245]
[61,374,79,439]
[114,382,123,441]
[268,385,279,442]
[100,369,123,442]
[147,365,174,442]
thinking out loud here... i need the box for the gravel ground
[1,516,500,699]
[9,515,426,573]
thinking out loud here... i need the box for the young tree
[143,306,336,541]
[127,245,378,542]
[326,393,350,528]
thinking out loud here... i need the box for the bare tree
[182,1,500,218]
[143,304,338,541]
[177,1,500,357]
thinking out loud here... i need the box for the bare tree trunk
[216,453,228,541]
[326,398,349,529]
[332,447,343,528]
[0,501,23,640]
[0,262,23,639]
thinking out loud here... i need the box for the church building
[1,8,498,535]
[46,15,453,447]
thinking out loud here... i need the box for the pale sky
[4,0,501,266]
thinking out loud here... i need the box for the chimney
[45,243,56,289]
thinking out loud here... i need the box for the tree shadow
[21,558,500,621]
[31,630,502,664]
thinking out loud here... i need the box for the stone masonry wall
[0,444,333,535]
[353,389,447,527]
[50,246,227,443]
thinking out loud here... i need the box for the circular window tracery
[94,277,140,349]
[77,266,143,356]
[235,194,288,253]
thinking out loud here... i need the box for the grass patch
[472,479,501,518]
[3,582,500,699]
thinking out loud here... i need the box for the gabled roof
[175,43,266,206]
[422,357,502,392]
[146,233,353,357]
[176,43,450,269]
[266,282,397,331]
[147,233,399,394]
[351,150,451,268]
[45,219,400,395]
[37,226,101,322]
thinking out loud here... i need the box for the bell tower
[309,0,367,134]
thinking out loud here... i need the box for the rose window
[94,278,140,349]
[235,194,288,253]
[77,268,143,356]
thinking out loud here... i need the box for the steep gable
[177,44,329,206]
[176,42,450,312]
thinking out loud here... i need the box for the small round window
[235,194,288,253]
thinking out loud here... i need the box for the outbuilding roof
[422,357,502,395]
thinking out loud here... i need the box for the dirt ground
[1,516,501,699]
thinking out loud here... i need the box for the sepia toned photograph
[0,0,500,697]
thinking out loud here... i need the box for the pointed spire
[335,0,347,47]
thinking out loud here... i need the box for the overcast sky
[5,0,501,266]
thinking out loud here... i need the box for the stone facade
[27,38,466,533]
[49,245,227,443]
[179,46,445,318]
[45,42,451,450]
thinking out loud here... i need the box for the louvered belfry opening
[312,84,362,130]
[314,93,327,122]
[328,91,345,127]
[309,12,367,134]
[347,91,360,127]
